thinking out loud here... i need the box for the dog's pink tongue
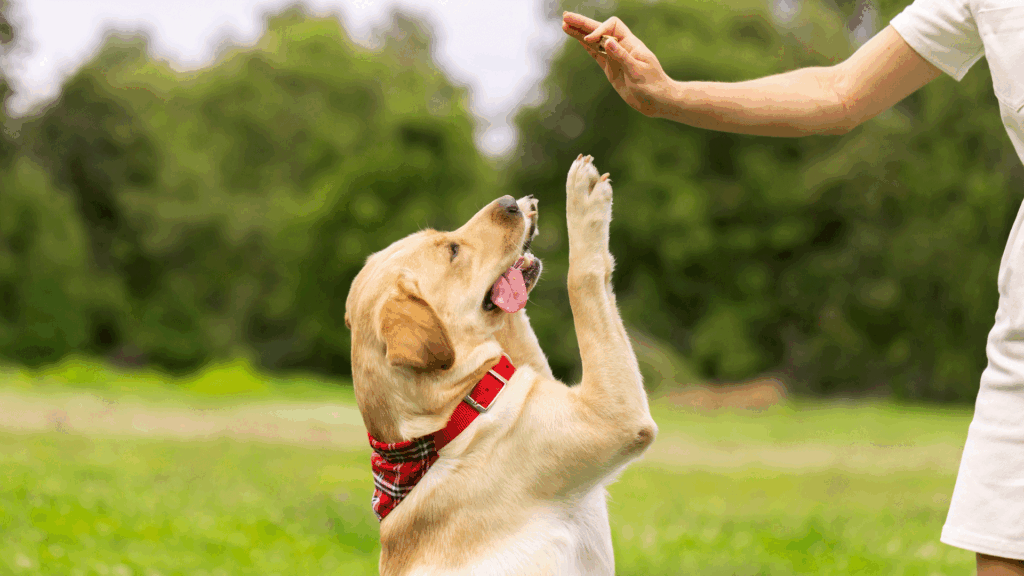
[490,266,528,313]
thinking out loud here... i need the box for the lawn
[0,359,978,575]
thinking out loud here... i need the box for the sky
[4,0,567,158]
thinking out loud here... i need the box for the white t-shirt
[891,0,1024,560]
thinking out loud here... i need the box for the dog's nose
[497,195,520,216]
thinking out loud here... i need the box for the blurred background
[0,0,1013,573]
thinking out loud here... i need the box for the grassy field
[0,358,978,575]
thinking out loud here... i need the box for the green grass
[1,433,377,576]
[0,365,979,575]
[0,355,353,406]
[610,463,968,575]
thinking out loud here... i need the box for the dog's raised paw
[566,154,613,249]
[567,154,612,209]
[568,155,600,198]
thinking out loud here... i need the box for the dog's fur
[345,156,657,575]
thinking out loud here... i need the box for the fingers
[570,34,622,84]
[583,16,633,45]
[564,21,609,67]
[574,38,602,62]
[563,11,642,83]
[601,37,641,79]
[563,12,605,57]
[562,11,602,34]
[562,21,590,43]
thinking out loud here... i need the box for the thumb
[603,38,641,79]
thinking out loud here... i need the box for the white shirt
[891,0,1024,559]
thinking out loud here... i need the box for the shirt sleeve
[889,0,984,81]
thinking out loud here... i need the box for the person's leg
[978,553,1024,576]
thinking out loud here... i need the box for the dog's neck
[356,311,552,444]
[356,341,503,443]
[494,310,554,380]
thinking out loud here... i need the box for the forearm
[656,66,853,137]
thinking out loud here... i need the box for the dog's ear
[379,280,455,371]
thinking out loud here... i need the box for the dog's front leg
[565,154,657,461]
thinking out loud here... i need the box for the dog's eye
[449,243,460,262]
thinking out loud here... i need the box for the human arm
[562,13,943,137]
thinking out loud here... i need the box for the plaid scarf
[368,433,439,521]
[367,355,515,521]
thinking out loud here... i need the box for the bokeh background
[0,0,1013,573]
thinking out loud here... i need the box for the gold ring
[597,35,614,55]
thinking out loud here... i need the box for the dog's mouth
[482,202,542,313]
[518,213,541,287]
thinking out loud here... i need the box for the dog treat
[597,35,615,54]
[490,257,528,313]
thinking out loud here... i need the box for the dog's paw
[566,154,612,250]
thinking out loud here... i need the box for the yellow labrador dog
[345,155,657,575]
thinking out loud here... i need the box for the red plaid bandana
[368,433,439,521]
[368,355,515,521]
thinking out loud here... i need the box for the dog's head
[345,195,541,441]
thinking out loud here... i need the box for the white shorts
[941,362,1024,560]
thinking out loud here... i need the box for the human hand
[561,13,674,117]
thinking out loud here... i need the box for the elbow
[823,120,856,136]
[823,103,859,136]
[830,95,861,134]
[621,418,658,456]
[824,66,860,135]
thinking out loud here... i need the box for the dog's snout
[497,195,520,216]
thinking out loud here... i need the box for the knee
[976,552,1024,576]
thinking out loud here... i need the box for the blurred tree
[0,1,131,366]
[0,156,128,366]
[510,0,1018,400]
[10,6,496,376]
[2,0,1011,401]
[21,38,179,367]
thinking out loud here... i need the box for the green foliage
[8,7,497,376]
[510,0,1019,400]
[0,0,1016,400]
[0,158,128,365]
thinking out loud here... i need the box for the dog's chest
[465,487,614,576]
[397,486,615,576]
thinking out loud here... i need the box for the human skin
[561,12,941,137]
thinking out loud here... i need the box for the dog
[344,155,657,575]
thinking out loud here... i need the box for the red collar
[432,354,515,450]
[367,354,515,521]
